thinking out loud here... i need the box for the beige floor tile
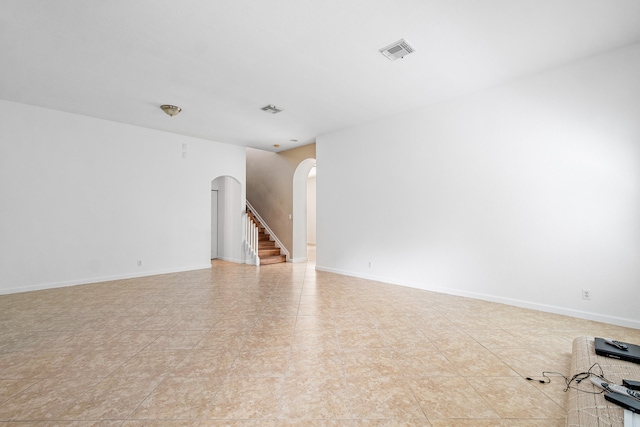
[341,348,403,377]
[490,347,567,378]
[0,377,99,421]
[466,376,566,419]
[407,376,499,420]
[19,421,127,426]
[201,421,277,427]
[108,350,189,379]
[337,327,386,349]
[420,328,478,352]
[0,351,78,379]
[287,353,344,377]
[92,330,164,352]
[52,351,137,380]
[394,347,459,378]
[378,327,432,348]
[429,420,565,427]
[195,329,250,350]
[131,376,225,419]
[243,330,293,349]
[291,328,339,350]
[279,375,351,419]
[351,420,432,426]
[131,315,179,330]
[229,347,290,377]
[442,344,519,377]
[463,328,532,349]
[294,316,335,331]
[0,379,39,404]
[56,375,163,420]
[145,330,208,350]
[253,316,297,332]
[525,373,572,411]
[170,349,238,377]
[277,420,354,427]
[6,258,638,424]
[347,376,426,419]
[205,376,284,419]
[122,421,200,426]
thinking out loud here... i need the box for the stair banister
[245,200,290,262]
[243,211,260,265]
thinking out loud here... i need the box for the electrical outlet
[582,289,591,300]
[137,260,142,267]
[368,261,372,268]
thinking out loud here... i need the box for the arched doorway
[292,158,316,262]
[211,175,244,264]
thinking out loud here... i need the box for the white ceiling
[2,1,640,152]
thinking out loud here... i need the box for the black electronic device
[624,380,640,391]
[605,392,640,414]
[595,338,640,365]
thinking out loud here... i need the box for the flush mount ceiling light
[160,104,182,117]
[379,38,415,61]
[261,104,283,114]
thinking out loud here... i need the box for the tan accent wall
[246,143,316,254]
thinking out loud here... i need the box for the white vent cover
[379,39,415,61]
[261,104,283,114]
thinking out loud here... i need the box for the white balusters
[243,211,260,265]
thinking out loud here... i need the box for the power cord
[526,362,609,394]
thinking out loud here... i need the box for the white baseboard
[315,265,640,330]
[0,264,212,295]
[215,256,246,264]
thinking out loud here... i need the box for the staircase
[246,209,287,265]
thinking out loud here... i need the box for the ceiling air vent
[261,104,283,114]
[379,39,415,61]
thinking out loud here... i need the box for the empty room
[1,1,640,425]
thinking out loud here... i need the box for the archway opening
[211,175,244,264]
[292,158,316,262]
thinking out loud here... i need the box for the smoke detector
[261,104,283,114]
[379,39,415,61]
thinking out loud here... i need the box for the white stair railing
[245,200,290,262]
[243,212,260,266]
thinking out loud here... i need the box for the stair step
[259,248,282,257]
[247,207,286,266]
[260,254,287,265]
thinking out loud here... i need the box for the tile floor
[1,256,639,426]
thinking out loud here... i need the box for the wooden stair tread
[247,207,287,266]
[260,254,287,265]
[259,248,281,257]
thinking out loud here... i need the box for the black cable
[525,362,610,394]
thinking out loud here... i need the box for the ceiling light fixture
[261,105,283,114]
[160,104,182,117]
[379,39,415,61]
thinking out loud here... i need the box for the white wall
[307,174,316,245]
[0,100,246,294]
[316,43,640,328]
